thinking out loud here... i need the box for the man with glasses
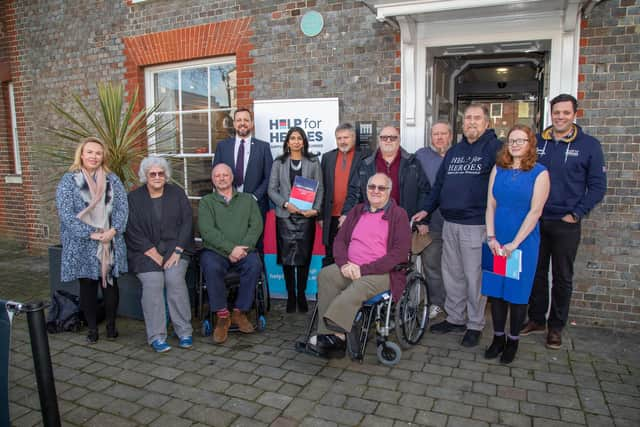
[522,94,606,349]
[415,121,453,320]
[342,125,430,228]
[423,104,502,347]
[310,173,411,358]
[320,123,364,266]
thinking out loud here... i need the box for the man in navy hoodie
[521,94,606,349]
[422,104,502,347]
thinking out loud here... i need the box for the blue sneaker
[178,336,193,349]
[151,339,171,353]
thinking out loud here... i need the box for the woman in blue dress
[483,125,550,363]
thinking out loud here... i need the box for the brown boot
[231,310,255,334]
[546,329,562,349]
[213,315,231,344]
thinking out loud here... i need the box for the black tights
[79,278,119,331]
[489,297,527,337]
[282,265,310,296]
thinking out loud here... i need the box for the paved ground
[3,238,639,427]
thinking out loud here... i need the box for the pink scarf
[77,168,112,288]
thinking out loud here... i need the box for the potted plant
[46,82,172,320]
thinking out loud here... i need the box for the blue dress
[482,163,546,304]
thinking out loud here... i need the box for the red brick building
[0,0,637,327]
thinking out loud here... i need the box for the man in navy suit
[320,123,364,266]
[213,108,273,217]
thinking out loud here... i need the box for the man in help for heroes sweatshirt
[423,104,502,348]
[522,93,606,350]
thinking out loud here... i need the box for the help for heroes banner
[253,97,339,159]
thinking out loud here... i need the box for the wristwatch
[174,248,184,255]
[570,212,579,222]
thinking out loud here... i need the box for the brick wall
[0,0,399,253]
[573,0,640,328]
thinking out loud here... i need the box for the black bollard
[24,302,61,427]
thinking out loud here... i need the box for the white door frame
[388,2,583,152]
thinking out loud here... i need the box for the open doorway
[429,43,549,143]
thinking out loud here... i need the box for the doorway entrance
[428,42,550,144]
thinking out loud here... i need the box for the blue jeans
[200,249,261,312]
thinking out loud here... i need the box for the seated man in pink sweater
[313,173,411,358]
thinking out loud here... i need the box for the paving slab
[2,238,639,426]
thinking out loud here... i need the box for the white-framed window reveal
[145,57,236,198]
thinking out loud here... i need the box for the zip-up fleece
[536,124,606,220]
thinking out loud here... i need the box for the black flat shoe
[461,329,481,347]
[484,334,506,359]
[106,325,118,339]
[316,334,346,359]
[86,329,99,344]
[500,337,519,364]
[297,295,308,313]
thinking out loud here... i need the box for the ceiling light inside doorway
[496,67,508,74]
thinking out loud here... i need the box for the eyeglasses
[379,135,398,142]
[507,138,528,146]
[367,184,389,192]
[148,171,165,178]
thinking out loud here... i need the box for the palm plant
[46,82,173,189]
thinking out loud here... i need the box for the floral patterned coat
[56,171,128,282]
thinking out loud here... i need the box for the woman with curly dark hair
[268,127,323,313]
[482,124,550,363]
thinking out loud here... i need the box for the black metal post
[24,302,60,427]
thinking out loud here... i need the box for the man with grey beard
[320,123,364,266]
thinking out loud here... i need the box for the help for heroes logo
[268,117,324,143]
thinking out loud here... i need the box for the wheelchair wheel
[377,341,402,366]
[394,272,428,348]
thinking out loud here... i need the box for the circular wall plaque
[300,10,324,37]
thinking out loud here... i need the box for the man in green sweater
[199,163,264,344]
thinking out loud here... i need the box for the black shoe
[461,329,481,347]
[316,334,346,359]
[430,320,466,334]
[297,294,308,313]
[286,297,296,313]
[500,337,519,364]
[106,325,118,339]
[484,334,506,359]
[86,329,99,344]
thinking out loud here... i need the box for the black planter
[48,245,143,320]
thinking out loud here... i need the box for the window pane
[186,157,213,197]
[154,114,179,154]
[182,112,209,154]
[210,64,236,108]
[211,110,234,151]
[154,71,179,112]
[182,67,208,111]
[171,157,186,189]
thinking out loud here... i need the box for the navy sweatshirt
[536,124,606,220]
[424,129,502,225]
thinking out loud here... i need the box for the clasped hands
[340,262,362,280]
[488,239,518,258]
[90,228,116,243]
[286,203,317,218]
[144,246,183,270]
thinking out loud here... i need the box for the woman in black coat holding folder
[268,127,323,313]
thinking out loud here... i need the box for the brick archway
[122,17,254,111]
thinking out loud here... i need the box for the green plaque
[300,11,324,37]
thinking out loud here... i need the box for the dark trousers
[79,278,119,331]
[529,219,581,330]
[200,249,261,312]
[490,297,527,337]
[322,216,341,267]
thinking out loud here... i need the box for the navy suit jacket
[213,136,273,215]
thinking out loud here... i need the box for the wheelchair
[295,257,429,366]
[195,252,270,336]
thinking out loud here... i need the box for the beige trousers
[317,264,390,334]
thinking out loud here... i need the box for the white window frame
[8,82,22,177]
[144,56,236,199]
